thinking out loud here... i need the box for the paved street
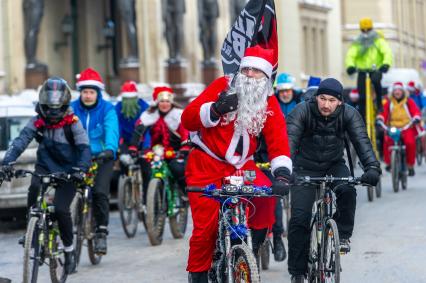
[1,165,426,283]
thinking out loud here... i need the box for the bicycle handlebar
[14,169,71,182]
[186,184,284,198]
[296,176,363,185]
[377,120,414,132]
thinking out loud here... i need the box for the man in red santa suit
[182,45,292,282]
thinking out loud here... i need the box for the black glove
[97,150,114,162]
[211,91,238,120]
[379,64,390,73]
[413,117,421,125]
[71,168,85,183]
[271,167,291,196]
[1,165,14,181]
[361,167,381,186]
[346,66,356,76]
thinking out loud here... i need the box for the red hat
[152,86,174,104]
[120,81,138,98]
[76,68,105,90]
[389,81,405,94]
[407,81,417,92]
[240,45,275,78]
[349,89,359,100]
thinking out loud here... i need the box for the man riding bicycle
[182,45,292,283]
[1,77,91,274]
[377,82,421,176]
[286,78,381,283]
[345,17,393,116]
[71,68,119,256]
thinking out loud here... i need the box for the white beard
[223,73,272,136]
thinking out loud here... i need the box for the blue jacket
[71,94,119,157]
[409,93,425,111]
[115,99,151,149]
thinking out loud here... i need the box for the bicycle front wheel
[230,244,260,283]
[145,178,166,246]
[49,230,67,283]
[322,219,340,283]
[118,176,139,238]
[23,217,42,283]
[391,150,400,193]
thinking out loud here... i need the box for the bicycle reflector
[224,185,239,194]
[241,185,254,194]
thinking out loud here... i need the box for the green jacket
[345,36,393,70]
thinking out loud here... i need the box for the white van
[0,97,37,210]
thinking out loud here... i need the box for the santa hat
[389,81,405,93]
[349,89,359,100]
[76,68,105,90]
[120,81,139,98]
[153,86,174,104]
[407,81,417,92]
[240,45,275,79]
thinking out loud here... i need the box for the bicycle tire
[169,189,188,239]
[145,178,166,246]
[416,138,423,165]
[391,150,400,193]
[70,193,84,265]
[375,179,382,198]
[118,176,139,238]
[23,217,41,283]
[259,240,270,270]
[308,221,320,283]
[400,172,408,191]
[230,244,260,283]
[322,219,340,283]
[87,207,102,265]
[49,230,67,283]
[367,186,374,202]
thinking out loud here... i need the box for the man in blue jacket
[275,73,300,117]
[71,68,119,255]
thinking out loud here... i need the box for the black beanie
[316,78,343,100]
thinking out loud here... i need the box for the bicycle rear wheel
[391,150,400,193]
[23,217,42,283]
[230,244,260,283]
[375,179,382,198]
[322,219,340,283]
[118,176,139,238]
[49,230,67,283]
[70,193,84,265]
[169,188,188,239]
[416,138,423,165]
[367,186,374,202]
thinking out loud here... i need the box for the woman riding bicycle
[377,81,422,176]
[1,77,91,275]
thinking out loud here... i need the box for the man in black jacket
[286,78,381,283]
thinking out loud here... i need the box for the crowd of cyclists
[0,17,425,283]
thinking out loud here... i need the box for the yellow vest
[389,97,411,128]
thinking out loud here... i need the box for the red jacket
[378,97,421,124]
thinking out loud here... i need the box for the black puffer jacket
[287,98,379,171]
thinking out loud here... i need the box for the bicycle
[187,170,283,283]
[415,128,426,166]
[117,153,145,238]
[296,175,365,283]
[70,160,102,266]
[143,144,189,246]
[378,120,413,192]
[11,168,73,283]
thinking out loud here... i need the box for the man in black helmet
[286,78,381,283]
[1,77,91,274]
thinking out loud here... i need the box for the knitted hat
[359,17,373,30]
[316,78,343,100]
[275,73,295,90]
[120,81,139,98]
[153,86,174,104]
[240,45,275,78]
[76,68,105,90]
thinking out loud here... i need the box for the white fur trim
[121,92,138,98]
[76,80,105,90]
[200,102,220,128]
[164,108,182,131]
[271,155,293,175]
[240,56,273,78]
[276,83,294,91]
[224,128,252,168]
[141,111,160,127]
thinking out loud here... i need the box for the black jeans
[288,161,357,276]
[93,159,114,231]
[357,71,383,120]
[168,158,186,189]
[262,169,284,235]
[28,167,76,247]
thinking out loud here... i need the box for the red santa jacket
[182,76,292,186]
[377,97,421,125]
[138,107,189,150]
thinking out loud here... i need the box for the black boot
[18,234,25,246]
[64,250,76,274]
[273,234,287,262]
[291,275,305,283]
[188,272,208,283]
[94,231,107,255]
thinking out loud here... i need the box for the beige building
[342,0,426,86]
[0,0,364,95]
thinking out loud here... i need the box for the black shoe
[291,275,305,283]
[64,250,76,274]
[408,168,415,177]
[340,238,351,253]
[273,235,287,262]
[18,235,25,246]
[188,272,208,283]
[94,232,107,255]
[385,165,391,172]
